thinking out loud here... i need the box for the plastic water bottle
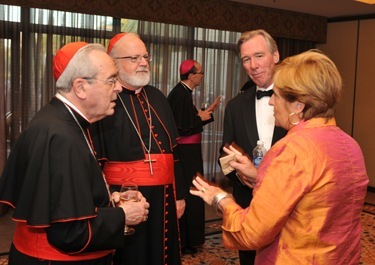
[253,140,267,168]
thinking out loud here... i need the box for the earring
[288,112,301,125]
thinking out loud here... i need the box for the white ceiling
[229,0,375,18]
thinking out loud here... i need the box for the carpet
[181,203,375,265]
[181,234,239,265]
[1,204,374,265]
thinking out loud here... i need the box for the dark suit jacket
[219,85,287,208]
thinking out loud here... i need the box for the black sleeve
[46,207,125,253]
[202,113,214,126]
[218,101,245,186]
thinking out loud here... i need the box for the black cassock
[0,97,125,264]
[91,85,186,265]
[167,82,213,248]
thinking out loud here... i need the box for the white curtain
[1,4,313,182]
[137,21,248,181]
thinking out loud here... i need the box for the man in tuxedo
[219,29,287,265]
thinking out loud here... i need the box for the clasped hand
[112,191,150,226]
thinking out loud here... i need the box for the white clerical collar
[55,93,90,122]
[257,83,274,91]
[135,87,143,94]
[181,81,193,91]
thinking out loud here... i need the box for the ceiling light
[355,0,375,4]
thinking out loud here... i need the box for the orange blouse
[221,118,368,264]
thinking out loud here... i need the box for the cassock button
[158,141,162,144]
[166,211,169,215]
[155,133,158,137]
[162,150,165,153]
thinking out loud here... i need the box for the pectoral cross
[144,153,156,175]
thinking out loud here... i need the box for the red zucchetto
[53,42,88,81]
[179,59,196,75]
[107,32,128,54]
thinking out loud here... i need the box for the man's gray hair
[56,44,106,92]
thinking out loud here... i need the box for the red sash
[177,133,202,144]
[13,222,113,261]
[103,154,174,186]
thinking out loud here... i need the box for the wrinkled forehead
[241,37,270,56]
[92,50,118,76]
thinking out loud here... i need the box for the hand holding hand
[114,192,150,226]
[112,190,144,204]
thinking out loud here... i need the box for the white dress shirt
[255,84,275,151]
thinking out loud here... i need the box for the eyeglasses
[83,77,118,87]
[114,55,152,63]
[194,70,204,75]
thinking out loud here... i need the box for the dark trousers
[239,249,256,265]
[178,143,205,248]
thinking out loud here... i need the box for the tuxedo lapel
[272,126,287,144]
[242,88,259,149]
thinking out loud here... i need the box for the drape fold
[0,4,314,185]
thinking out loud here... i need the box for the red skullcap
[107,32,128,54]
[53,42,88,81]
[180,60,195,75]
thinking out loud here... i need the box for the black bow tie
[256,89,273,100]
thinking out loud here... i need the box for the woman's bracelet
[212,192,233,214]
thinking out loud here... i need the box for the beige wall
[317,20,375,187]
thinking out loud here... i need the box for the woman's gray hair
[56,44,106,92]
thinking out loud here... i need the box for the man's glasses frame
[83,77,118,87]
[114,55,152,63]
